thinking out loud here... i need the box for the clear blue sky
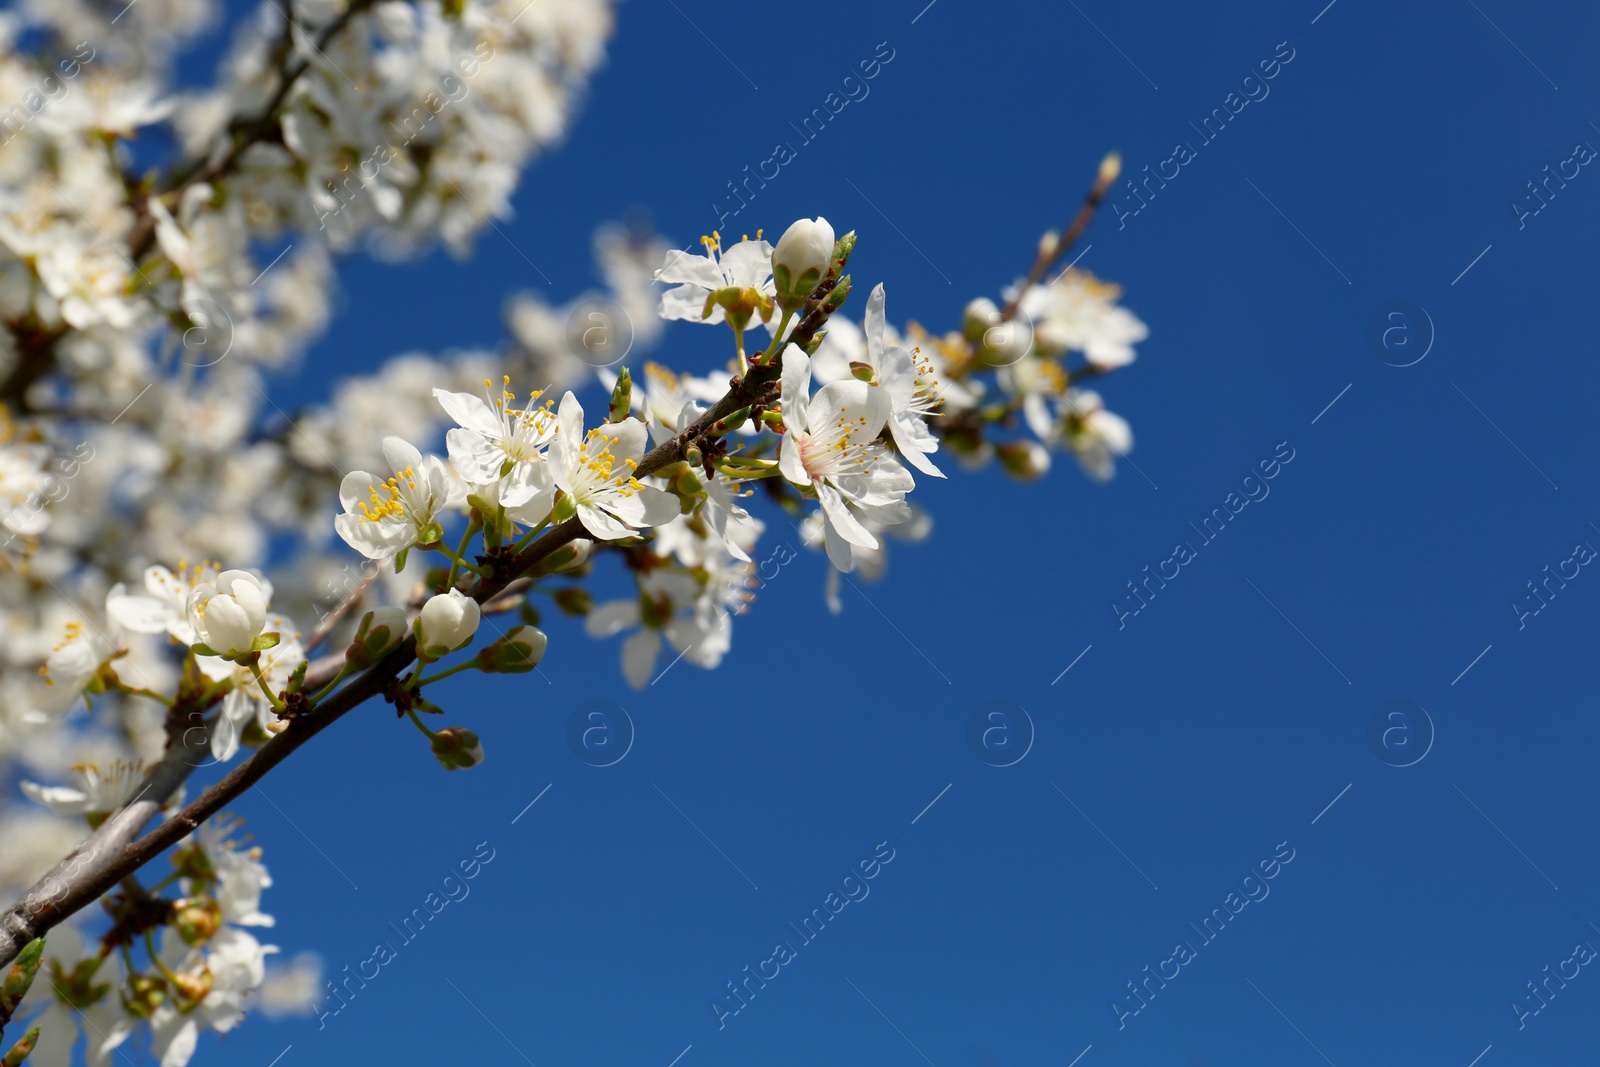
[208,1,1600,1065]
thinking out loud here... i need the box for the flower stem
[404,707,437,740]
[760,310,794,364]
[446,519,482,587]
[247,661,285,712]
[110,682,175,708]
[732,323,748,375]
[309,663,353,707]
[143,930,183,987]
[415,660,477,688]
[511,516,552,553]
[146,870,182,894]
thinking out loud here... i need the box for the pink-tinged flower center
[798,404,880,481]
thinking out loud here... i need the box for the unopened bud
[848,361,877,384]
[431,727,484,771]
[173,897,223,945]
[0,939,43,1019]
[121,973,168,1018]
[552,587,592,616]
[171,968,213,1005]
[475,625,547,673]
[963,297,1000,342]
[771,216,835,313]
[1038,229,1060,260]
[2,1025,40,1067]
[608,367,632,423]
[346,606,408,669]
[1097,151,1123,190]
[819,275,852,315]
[672,466,703,497]
[710,407,751,436]
[416,589,480,657]
[830,230,857,272]
[996,439,1052,480]
[964,297,1034,367]
[541,539,591,574]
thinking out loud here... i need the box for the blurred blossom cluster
[0,2,1144,1063]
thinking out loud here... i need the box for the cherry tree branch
[0,260,848,969]
[1,3,379,409]
[998,153,1122,324]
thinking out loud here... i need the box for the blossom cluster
[0,2,1147,1064]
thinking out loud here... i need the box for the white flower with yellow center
[35,621,109,718]
[334,436,466,560]
[653,231,776,324]
[778,345,915,573]
[999,354,1070,441]
[432,377,559,522]
[185,570,270,658]
[550,392,679,540]
[1065,389,1134,482]
[21,759,147,820]
[198,816,275,928]
[108,560,238,646]
[1017,269,1148,369]
[860,283,946,478]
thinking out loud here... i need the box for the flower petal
[432,388,505,439]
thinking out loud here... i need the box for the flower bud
[709,407,750,436]
[540,539,591,575]
[996,439,1052,480]
[417,589,480,657]
[608,367,633,423]
[170,967,213,1005]
[431,727,484,771]
[346,606,407,668]
[771,216,835,313]
[121,973,168,1018]
[185,570,269,658]
[962,298,1000,342]
[0,939,43,1019]
[3,1024,40,1067]
[552,587,592,616]
[963,299,1034,367]
[172,896,223,946]
[1097,151,1122,189]
[475,625,547,673]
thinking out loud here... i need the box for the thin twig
[998,154,1121,323]
[0,251,852,970]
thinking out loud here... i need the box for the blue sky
[198,0,1600,1065]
